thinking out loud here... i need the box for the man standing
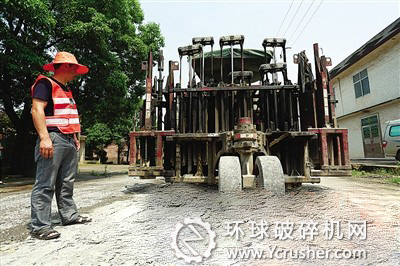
[31,52,91,240]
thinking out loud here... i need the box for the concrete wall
[78,136,86,163]
[337,100,400,158]
[333,39,400,118]
[104,142,129,164]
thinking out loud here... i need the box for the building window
[353,69,370,98]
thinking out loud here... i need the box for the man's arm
[32,98,53,158]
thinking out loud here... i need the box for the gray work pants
[31,132,79,232]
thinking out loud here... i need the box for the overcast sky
[140,0,399,84]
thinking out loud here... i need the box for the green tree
[0,0,164,175]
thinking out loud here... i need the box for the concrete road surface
[0,172,399,265]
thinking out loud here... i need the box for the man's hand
[73,134,80,151]
[74,140,80,151]
[40,137,53,158]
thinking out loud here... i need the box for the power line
[282,0,305,37]
[287,0,315,43]
[276,0,295,36]
[290,0,324,47]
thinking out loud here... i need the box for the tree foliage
[0,0,164,172]
[86,123,112,148]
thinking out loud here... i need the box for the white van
[382,119,400,161]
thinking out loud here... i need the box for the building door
[361,115,384,158]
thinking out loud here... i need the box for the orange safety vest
[31,75,81,134]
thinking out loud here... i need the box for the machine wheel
[218,156,242,192]
[255,156,285,195]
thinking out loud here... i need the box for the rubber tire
[255,155,285,195]
[218,156,242,192]
[396,150,400,161]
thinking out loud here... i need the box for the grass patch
[353,168,399,177]
[388,177,400,184]
[90,165,109,177]
[352,167,400,184]
[371,167,400,176]
[352,170,368,176]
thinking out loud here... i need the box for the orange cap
[43,51,89,74]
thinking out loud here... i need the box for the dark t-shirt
[32,77,71,133]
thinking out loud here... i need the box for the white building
[330,18,400,158]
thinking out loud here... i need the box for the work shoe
[31,227,60,240]
[63,215,92,226]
